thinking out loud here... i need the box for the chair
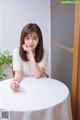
[44,72,49,78]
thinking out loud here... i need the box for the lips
[28,45,34,47]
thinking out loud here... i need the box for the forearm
[14,71,23,82]
[29,52,43,78]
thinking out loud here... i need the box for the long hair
[19,23,43,62]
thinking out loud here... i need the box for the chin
[29,47,35,50]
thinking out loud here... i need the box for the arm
[23,45,48,79]
[10,48,23,91]
[29,51,44,78]
[14,70,23,82]
[10,70,23,91]
[23,44,44,78]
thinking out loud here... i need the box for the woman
[10,23,48,91]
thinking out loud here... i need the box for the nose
[29,39,33,44]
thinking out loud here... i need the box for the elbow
[34,70,43,79]
[34,74,41,79]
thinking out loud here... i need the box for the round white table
[0,77,72,120]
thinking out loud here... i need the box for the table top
[0,77,69,112]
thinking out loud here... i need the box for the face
[24,32,39,51]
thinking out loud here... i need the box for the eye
[33,37,37,40]
[25,37,29,40]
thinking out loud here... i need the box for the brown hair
[19,23,43,62]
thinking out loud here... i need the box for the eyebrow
[26,35,38,37]
[33,36,38,37]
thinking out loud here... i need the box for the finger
[11,82,17,87]
[22,44,26,50]
[10,84,19,91]
[10,81,19,88]
[12,80,19,85]
[10,84,15,90]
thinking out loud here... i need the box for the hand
[10,79,20,91]
[22,44,32,53]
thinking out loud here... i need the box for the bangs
[24,26,38,37]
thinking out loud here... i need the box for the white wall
[0,0,51,78]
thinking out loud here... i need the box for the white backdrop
[0,0,51,78]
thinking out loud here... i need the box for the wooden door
[75,4,80,120]
[50,1,80,120]
[71,3,80,120]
